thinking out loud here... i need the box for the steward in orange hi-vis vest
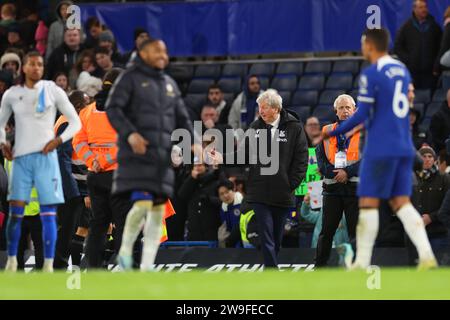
[322,123,360,167]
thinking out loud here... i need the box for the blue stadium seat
[288,106,311,123]
[271,75,298,91]
[188,78,215,94]
[313,105,337,125]
[425,102,441,118]
[278,91,292,106]
[184,93,207,110]
[292,90,319,106]
[248,63,275,76]
[325,73,353,90]
[432,88,447,102]
[319,89,346,105]
[413,103,425,119]
[414,89,431,104]
[256,76,269,90]
[332,60,360,75]
[276,62,303,76]
[304,61,331,74]
[167,65,194,82]
[419,117,431,132]
[222,64,248,78]
[353,76,360,89]
[218,77,242,93]
[194,64,221,79]
[298,75,325,90]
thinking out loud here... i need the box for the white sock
[140,204,164,271]
[43,258,54,272]
[396,203,435,261]
[119,201,151,257]
[354,208,379,268]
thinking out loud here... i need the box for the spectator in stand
[207,84,231,125]
[217,179,244,247]
[124,27,150,66]
[94,46,116,79]
[394,0,442,89]
[412,146,450,250]
[304,116,321,147]
[4,23,27,54]
[0,51,21,84]
[46,0,74,60]
[98,30,125,66]
[228,75,263,130]
[437,149,450,175]
[437,6,450,69]
[53,71,70,94]
[0,69,13,100]
[18,8,38,50]
[47,27,85,87]
[34,20,49,56]
[71,48,100,80]
[430,89,450,153]
[84,17,104,50]
[178,162,222,241]
[0,3,17,49]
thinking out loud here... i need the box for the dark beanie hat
[134,27,148,41]
[419,145,436,159]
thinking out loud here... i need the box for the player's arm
[0,90,14,160]
[54,85,82,143]
[329,101,371,137]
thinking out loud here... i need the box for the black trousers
[252,202,290,268]
[85,171,132,268]
[54,196,84,269]
[315,194,359,266]
[17,215,43,270]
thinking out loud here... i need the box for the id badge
[334,151,347,169]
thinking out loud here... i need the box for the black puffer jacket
[105,56,193,198]
[430,102,450,153]
[244,109,308,208]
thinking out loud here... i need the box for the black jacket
[412,169,450,238]
[430,102,450,153]
[394,13,442,75]
[105,56,193,198]
[241,109,308,208]
[46,42,86,81]
[178,169,221,241]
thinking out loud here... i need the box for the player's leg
[118,191,152,270]
[141,197,165,271]
[5,156,33,272]
[34,152,65,272]
[389,156,437,269]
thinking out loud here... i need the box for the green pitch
[1,268,449,300]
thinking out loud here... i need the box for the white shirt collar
[269,114,281,129]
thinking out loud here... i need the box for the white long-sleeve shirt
[0,80,81,158]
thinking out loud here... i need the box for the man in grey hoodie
[46,0,73,60]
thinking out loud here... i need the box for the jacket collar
[134,55,165,78]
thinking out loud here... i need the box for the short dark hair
[23,51,42,66]
[86,16,101,30]
[102,67,123,90]
[69,90,87,110]
[208,84,222,92]
[138,38,159,52]
[218,179,235,191]
[363,28,389,52]
[94,46,110,56]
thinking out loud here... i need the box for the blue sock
[6,206,24,256]
[40,206,57,259]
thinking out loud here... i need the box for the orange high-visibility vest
[54,115,86,167]
[72,102,118,172]
[322,123,360,166]
[160,199,176,243]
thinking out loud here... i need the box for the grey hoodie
[46,0,74,60]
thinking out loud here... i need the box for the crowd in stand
[0,0,449,270]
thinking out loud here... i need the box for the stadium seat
[419,117,431,132]
[188,78,215,94]
[319,89,346,105]
[425,102,441,118]
[194,64,221,79]
[222,64,248,78]
[276,62,303,76]
[414,89,431,104]
[166,65,194,82]
[288,106,311,123]
[413,103,425,119]
[353,76,360,89]
[325,73,353,90]
[292,90,319,106]
[278,91,292,106]
[332,60,360,75]
[298,74,325,90]
[223,93,236,105]
[218,77,242,93]
[256,76,269,90]
[432,88,447,102]
[248,63,275,77]
[304,61,332,74]
[184,93,207,110]
[313,104,337,125]
[271,75,298,91]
